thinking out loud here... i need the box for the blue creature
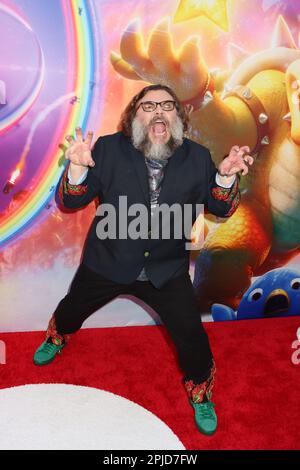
[212,268,300,321]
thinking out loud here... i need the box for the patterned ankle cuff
[184,360,216,404]
[46,314,70,346]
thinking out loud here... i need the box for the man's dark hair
[118,84,189,137]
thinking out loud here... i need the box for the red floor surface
[0,316,300,450]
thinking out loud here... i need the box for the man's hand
[218,146,254,177]
[65,127,95,183]
[65,127,95,168]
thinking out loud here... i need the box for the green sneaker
[190,400,217,436]
[33,339,65,366]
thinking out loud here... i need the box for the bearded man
[33,84,253,436]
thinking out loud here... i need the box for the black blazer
[58,131,240,288]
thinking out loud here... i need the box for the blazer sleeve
[204,148,241,218]
[57,136,103,209]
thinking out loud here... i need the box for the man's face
[135,90,178,145]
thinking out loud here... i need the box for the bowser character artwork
[110,4,300,313]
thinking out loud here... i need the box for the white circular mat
[0,384,185,450]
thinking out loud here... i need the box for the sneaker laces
[43,342,61,355]
[46,336,64,346]
[194,401,216,420]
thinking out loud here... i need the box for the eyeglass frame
[135,100,178,112]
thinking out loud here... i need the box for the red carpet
[1,316,300,450]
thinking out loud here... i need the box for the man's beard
[131,115,184,161]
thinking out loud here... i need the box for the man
[33,84,253,436]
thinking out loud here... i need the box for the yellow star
[174,0,230,32]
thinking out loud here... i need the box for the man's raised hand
[65,127,95,168]
[218,146,254,177]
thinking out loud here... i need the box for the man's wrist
[215,172,236,188]
[68,163,89,185]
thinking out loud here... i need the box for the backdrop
[0,0,299,332]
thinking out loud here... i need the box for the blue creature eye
[248,287,263,302]
[290,278,300,290]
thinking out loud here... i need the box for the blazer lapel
[157,141,187,205]
[124,136,150,206]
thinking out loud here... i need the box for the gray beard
[131,115,184,161]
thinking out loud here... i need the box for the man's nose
[155,108,164,116]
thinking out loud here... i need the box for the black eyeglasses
[136,100,177,112]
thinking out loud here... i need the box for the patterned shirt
[136,157,168,281]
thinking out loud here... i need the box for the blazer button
[144,251,150,257]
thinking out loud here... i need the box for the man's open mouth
[151,119,168,136]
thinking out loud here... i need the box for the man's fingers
[237,148,248,159]
[65,135,75,144]
[88,159,95,167]
[230,145,240,154]
[240,163,249,176]
[243,155,254,165]
[239,145,250,154]
[75,127,83,142]
[67,129,93,146]
[85,130,94,147]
